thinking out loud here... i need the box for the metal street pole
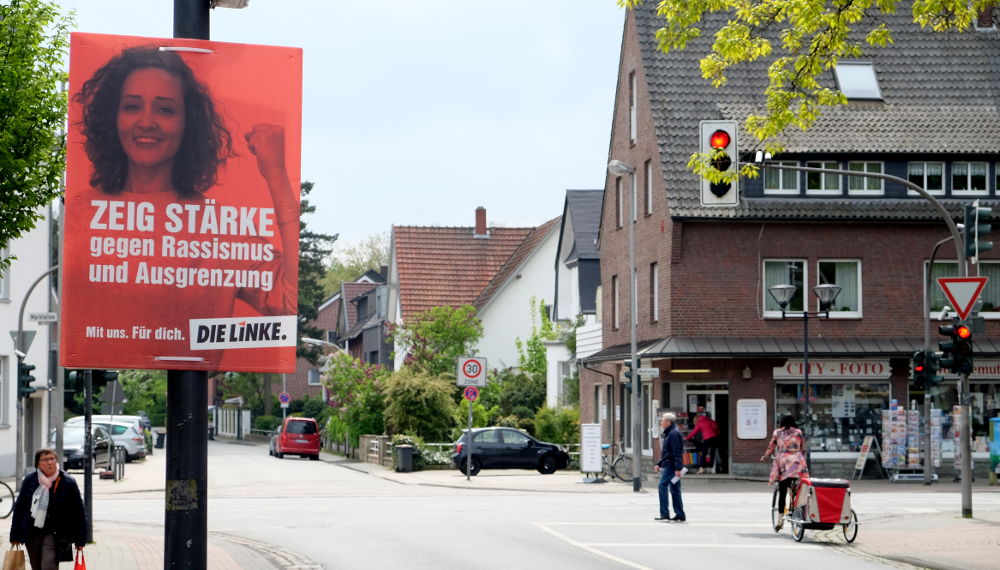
[166,3,209,569]
[627,168,642,492]
[802,312,811,471]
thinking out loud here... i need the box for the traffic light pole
[764,162,973,515]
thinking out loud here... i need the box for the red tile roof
[394,225,536,320]
[473,217,560,310]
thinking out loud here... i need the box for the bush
[383,367,456,442]
[391,434,451,471]
[254,415,281,432]
[534,406,579,444]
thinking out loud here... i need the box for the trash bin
[155,430,166,449]
[396,444,413,473]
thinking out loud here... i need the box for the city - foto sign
[773,359,891,380]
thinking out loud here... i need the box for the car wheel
[309,454,319,461]
[537,455,557,474]
[460,457,482,476]
[275,451,284,459]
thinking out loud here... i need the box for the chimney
[474,206,489,238]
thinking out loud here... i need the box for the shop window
[913,382,1000,455]
[928,261,1000,315]
[907,162,945,196]
[775,382,890,452]
[764,259,806,316]
[817,260,861,317]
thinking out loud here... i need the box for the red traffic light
[914,363,925,372]
[956,325,972,339]
[709,130,731,150]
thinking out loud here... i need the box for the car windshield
[63,426,87,446]
[286,421,316,435]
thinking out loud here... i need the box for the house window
[908,162,945,195]
[805,161,841,195]
[0,356,7,425]
[832,61,882,100]
[612,275,620,329]
[847,161,883,194]
[615,177,623,229]
[764,161,798,195]
[952,162,988,195]
[818,260,862,317]
[644,159,653,216]
[325,330,336,343]
[649,262,658,322]
[764,260,806,315]
[929,261,1000,315]
[628,71,637,144]
[307,369,321,386]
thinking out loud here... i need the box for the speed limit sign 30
[456,356,487,387]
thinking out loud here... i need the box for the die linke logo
[190,316,297,350]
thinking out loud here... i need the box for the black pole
[167,3,210,569]
[83,370,93,543]
[802,313,811,472]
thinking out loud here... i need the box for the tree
[382,367,456,441]
[118,369,168,426]
[0,0,72,271]
[514,297,558,377]
[219,371,269,416]
[321,352,387,445]
[297,180,338,365]
[620,0,1000,180]
[390,305,483,377]
[321,233,389,295]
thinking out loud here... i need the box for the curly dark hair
[75,45,232,198]
[780,414,798,429]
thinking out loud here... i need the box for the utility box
[990,417,1000,484]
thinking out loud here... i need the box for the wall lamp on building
[767,283,841,467]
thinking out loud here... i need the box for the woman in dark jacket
[9,448,86,569]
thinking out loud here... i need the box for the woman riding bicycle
[761,415,808,531]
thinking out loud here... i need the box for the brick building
[581,4,1000,478]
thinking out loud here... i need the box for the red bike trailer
[783,477,859,542]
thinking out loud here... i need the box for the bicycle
[599,440,633,483]
[1,479,14,519]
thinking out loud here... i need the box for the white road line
[584,543,822,550]
[538,521,764,528]
[532,523,654,570]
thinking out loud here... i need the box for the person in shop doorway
[685,411,720,474]
[653,412,686,522]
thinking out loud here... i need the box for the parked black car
[452,427,570,476]
[53,424,113,471]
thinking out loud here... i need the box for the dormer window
[833,62,882,100]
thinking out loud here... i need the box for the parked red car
[269,417,321,460]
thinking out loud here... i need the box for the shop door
[684,386,729,474]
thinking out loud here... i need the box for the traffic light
[953,323,974,374]
[699,120,739,206]
[938,321,958,371]
[926,351,944,386]
[65,370,81,409]
[18,362,37,398]
[911,350,927,389]
[964,202,994,264]
[92,369,119,388]
[622,361,634,392]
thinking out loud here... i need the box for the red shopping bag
[73,550,86,570]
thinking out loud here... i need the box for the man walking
[654,412,686,522]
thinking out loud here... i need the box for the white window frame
[833,61,883,100]
[629,71,637,144]
[650,262,659,322]
[817,259,862,318]
[907,162,945,196]
[805,161,841,195]
[644,159,653,216]
[307,369,321,386]
[0,246,8,301]
[764,161,799,195]
[847,161,884,195]
[951,162,989,196]
[615,177,623,229]
[0,356,7,426]
[764,259,807,317]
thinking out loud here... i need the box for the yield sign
[938,277,989,320]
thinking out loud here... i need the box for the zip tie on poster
[154,356,206,362]
[159,47,214,54]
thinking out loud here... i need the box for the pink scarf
[37,468,55,490]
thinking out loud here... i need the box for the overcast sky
[56,1,625,251]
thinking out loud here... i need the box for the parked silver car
[65,416,147,461]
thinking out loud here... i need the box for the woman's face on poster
[117,67,186,170]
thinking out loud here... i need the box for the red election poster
[60,33,302,373]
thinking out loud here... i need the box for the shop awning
[582,336,1000,363]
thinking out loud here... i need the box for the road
[62,439,1000,569]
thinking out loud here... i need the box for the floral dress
[764,427,809,484]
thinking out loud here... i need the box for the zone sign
[456,356,487,387]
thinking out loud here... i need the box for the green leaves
[0,0,72,268]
